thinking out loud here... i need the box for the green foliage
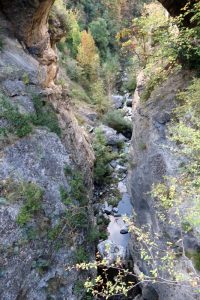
[141,68,168,101]
[64,58,81,82]
[49,0,70,35]
[22,73,30,85]
[87,226,101,243]
[70,171,88,205]
[77,30,100,82]
[102,54,120,97]
[70,82,92,104]
[64,165,73,176]
[168,78,200,229]
[75,246,89,263]
[17,183,43,227]
[60,186,72,206]
[0,95,32,138]
[103,110,132,138]
[175,2,200,69]
[89,18,109,59]
[31,95,61,136]
[152,182,176,209]
[48,222,63,241]
[65,10,82,57]
[90,80,109,113]
[186,251,200,271]
[0,93,61,138]
[93,128,117,185]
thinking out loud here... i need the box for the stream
[97,93,134,264]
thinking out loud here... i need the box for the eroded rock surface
[128,70,199,300]
[0,10,94,300]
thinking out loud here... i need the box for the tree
[77,30,100,81]
[65,10,82,57]
[89,18,109,59]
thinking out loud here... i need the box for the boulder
[115,165,127,174]
[111,95,124,109]
[112,207,119,214]
[102,201,113,215]
[98,125,127,146]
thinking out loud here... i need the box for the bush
[93,128,117,185]
[49,0,70,36]
[70,82,91,104]
[31,95,61,136]
[90,80,109,113]
[75,246,89,263]
[103,110,132,138]
[17,183,43,227]
[0,95,32,138]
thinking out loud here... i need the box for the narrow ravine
[96,92,134,264]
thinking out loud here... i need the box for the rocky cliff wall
[128,70,199,300]
[0,7,94,299]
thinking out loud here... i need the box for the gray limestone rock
[98,125,127,146]
[3,79,26,97]
[111,95,124,109]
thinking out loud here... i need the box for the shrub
[49,0,70,36]
[17,183,43,227]
[175,2,200,70]
[90,80,109,113]
[60,186,72,205]
[87,227,100,243]
[70,171,88,205]
[93,128,117,185]
[0,95,32,137]
[103,110,132,138]
[140,69,168,102]
[75,246,89,263]
[70,83,91,104]
[31,95,61,136]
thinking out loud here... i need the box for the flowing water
[108,180,133,251]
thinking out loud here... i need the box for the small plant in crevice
[0,95,32,138]
[51,168,91,246]
[16,182,44,227]
[31,95,61,136]
[32,258,50,274]
[74,246,89,263]
[0,93,62,138]
[138,142,147,151]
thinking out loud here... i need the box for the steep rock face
[0,9,94,300]
[0,0,57,87]
[128,70,199,300]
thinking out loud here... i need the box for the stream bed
[107,180,133,252]
[96,93,134,264]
